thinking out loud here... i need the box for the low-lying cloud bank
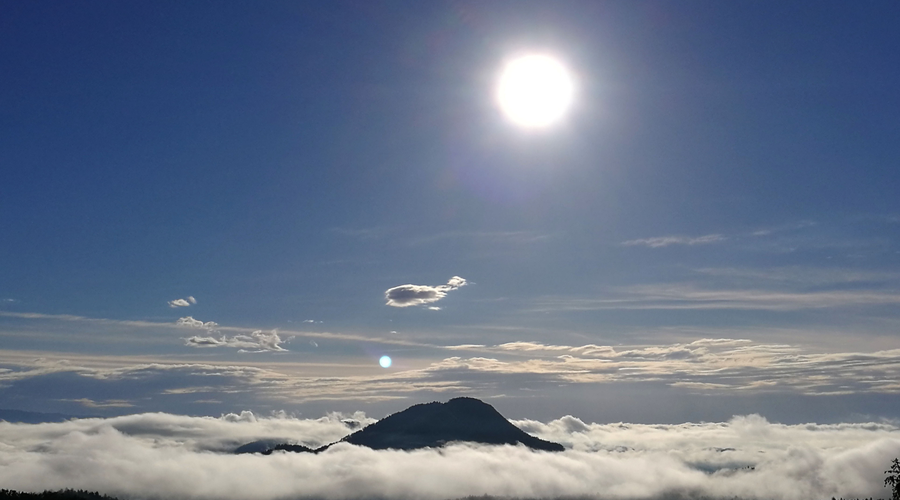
[1,411,898,500]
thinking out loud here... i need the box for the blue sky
[2,1,900,423]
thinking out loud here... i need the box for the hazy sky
[2,1,900,424]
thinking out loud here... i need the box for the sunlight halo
[496,54,574,128]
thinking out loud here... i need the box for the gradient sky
[2,1,900,424]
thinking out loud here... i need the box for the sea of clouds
[1,411,899,500]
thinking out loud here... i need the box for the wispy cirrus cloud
[64,398,134,408]
[328,226,392,240]
[385,276,468,308]
[409,230,551,246]
[168,296,197,308]
[433,338,900,396]
[2,334,900,420]
[621,234,726,248]
[533,284,900,312]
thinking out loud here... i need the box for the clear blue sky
[2,1,899,423]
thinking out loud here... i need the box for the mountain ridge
[235,397,564,454]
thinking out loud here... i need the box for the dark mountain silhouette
[339,397,564,451]
[234,439,304,454]
[260,443,318,455]
[234,397,563,454]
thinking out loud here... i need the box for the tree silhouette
[886,458,900,500]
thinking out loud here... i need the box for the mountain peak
[340,397,564,451]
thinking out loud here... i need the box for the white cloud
[385,276,467,308]
[0,410,369,454]
[186,329,289,353]
[168,296,197,308]
[0,412,897,500]
[177,316,217,330]
[177,316,289,352]
[622,234,726,248]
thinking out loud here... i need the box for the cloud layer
[385,276,467,308]
[436,338,900,395]
[0,412,898,500]
[2,335,900,420]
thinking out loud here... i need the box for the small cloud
[185,329,289,353]
[428,307,442,311]
[176,316,218,330]
[184,336,222,347]
[389,331,398,334]
[169,296,197,308]
[309,340,318,347]
[621,234,725,248]
[177,316,287,352]
[446,276,466,288]
[304,319,315,323]
[385,276,467,308]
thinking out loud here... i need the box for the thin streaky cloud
[532,284,900,312]
[429,339,900,396]
[621,234,726,248]
[328,226,390,240]
[63,398,134,408]
[2,337,900,405]
[409,230,551,246]
[1,310,448,350]
[0,311,174,328]
[691,266,900,286]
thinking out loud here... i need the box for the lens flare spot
[379,355,392,368]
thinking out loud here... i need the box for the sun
[496,54,574,128]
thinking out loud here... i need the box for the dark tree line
[0,490,117,500]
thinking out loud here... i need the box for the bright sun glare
[497,54,574,128]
